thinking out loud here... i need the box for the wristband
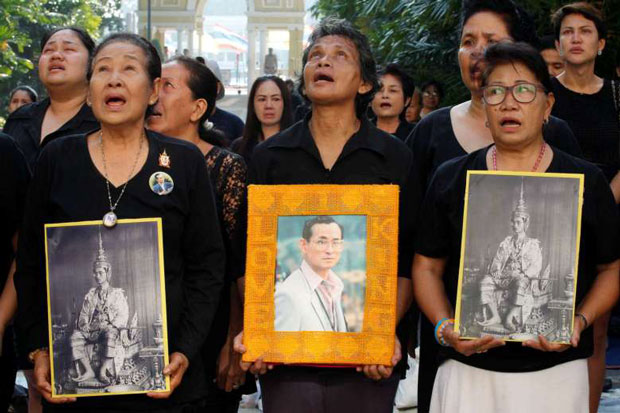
[576,312,589,329]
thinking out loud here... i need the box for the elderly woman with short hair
[16,33,225,412]
[234,18,415,413]
[413,41,619,413]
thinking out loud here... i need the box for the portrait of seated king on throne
[45,219,169,397]
[455,172,583,343]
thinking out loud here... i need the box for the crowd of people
[0,0,619,412]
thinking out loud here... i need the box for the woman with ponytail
[147,55,250,411]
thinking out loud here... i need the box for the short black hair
[302,216,344,241]
[9,85,38,103]
[379,63,415,104]
[481,42,552,93]
[167,55,223,146]
[299,17,379,118]
[421,80,444,101]
[40,27,95,56]
[538,35,557,52]
[195,56,206,64]
[460,0,538,46]
[88,33,161,83]
[552,2,607,41]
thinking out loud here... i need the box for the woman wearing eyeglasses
[405,3,583,411]
[418,81,443,120]
[413,41,619,413]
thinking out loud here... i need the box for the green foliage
[312,0,620,106]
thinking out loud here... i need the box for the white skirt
[430,358,588,413]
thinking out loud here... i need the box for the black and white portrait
[45,220,168,396]
[274,215,367,333]
[457,173,582,343]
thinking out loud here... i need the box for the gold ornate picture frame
[45,218,170,398]
[243,185,399,365]
[455,171,584,344]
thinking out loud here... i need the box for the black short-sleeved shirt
[416,146,619,373]
[3,98,99,170]
[15,130,225,409]
[248,115,415,373]
[406,106,583,193]
[0,133,30,285]
[210,108,245,146]
[550,77,620,182]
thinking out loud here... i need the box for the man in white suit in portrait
[275,216,348,332]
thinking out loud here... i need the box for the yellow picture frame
[455,171,584,344]
[44,218,170,398]
[243,184,399,365]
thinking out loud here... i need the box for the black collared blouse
[3,98,99,170]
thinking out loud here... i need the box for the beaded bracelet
[434,318,455,347]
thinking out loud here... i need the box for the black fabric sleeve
[545,117,583,158]
[414,168,452,258]
[590,168,620,264]
[397,151,418,278]
[171,150,225,361]
[223,156,247,281]
[14,145,53,356]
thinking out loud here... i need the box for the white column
[188,29,195,56]
[176,28,183,56]
[248,29,257,87]
[198,33,203,56]
[259,29,267,75]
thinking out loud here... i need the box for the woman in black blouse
[405,2,581,410]
[414,41,619,413]
[234,18,414,413]
[370,63,415,140]
[147,55,250,411]
[3,27,99,170]
[230,75,294,164]
[550,4,620,410]
[16,33,224,412]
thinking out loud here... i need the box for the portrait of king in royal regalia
[457,174,582,343]
[46,221,167,396]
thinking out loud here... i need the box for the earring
[543,118,549,125]
[598,50,602,56]
[485,121,489,128]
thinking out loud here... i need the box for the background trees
[312,0,620,105]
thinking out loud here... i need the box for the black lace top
[204,145,247,277]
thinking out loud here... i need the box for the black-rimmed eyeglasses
[481,83,547,105]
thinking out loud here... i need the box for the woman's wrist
[575,312,589,329]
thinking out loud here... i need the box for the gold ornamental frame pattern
[45,218,170,398]
[243,185,399,366]
[455,171,584,344]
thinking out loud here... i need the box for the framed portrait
[243,185,399,366]
[45,218,170,398]
[455,171,584,344]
